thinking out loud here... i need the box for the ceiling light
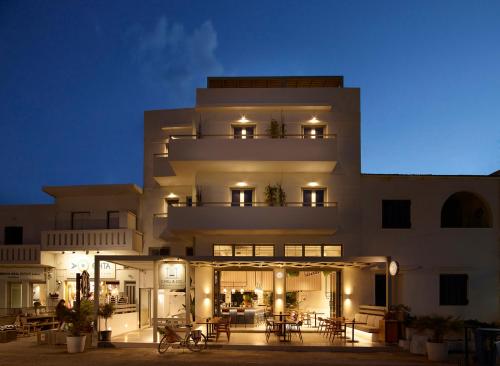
[309,116,319,123]
[236,182,247,187]
[167,193,177,198]
[307,182,319,187]
[238,115,249,123]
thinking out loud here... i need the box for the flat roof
[362,173,500,179]
[43,184,143,198]
[207,76,344,89]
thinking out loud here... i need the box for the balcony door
[303,189,325,207]
[231,189,253,207]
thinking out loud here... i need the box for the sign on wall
[158,262,186,290]
[67,258,116,279]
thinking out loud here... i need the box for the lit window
[303,126,324,139]
[231,189,253,207]
[285,245,303,257]
[235,245,253,256]
[323,245,342,257]
[303,189,325,207]
[254,245,274,257]
[233,126,254,139]
[304,245,322,257]
[214,245,233,256]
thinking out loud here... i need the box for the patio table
[311,312,324,327]
[195,319,219,346]
[344,319,366,343]
[272,313,290,321]
[273,320,298,342]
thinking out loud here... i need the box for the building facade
[1,76,498,335]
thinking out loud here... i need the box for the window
[441,192,491,228]
[285,245,303,257]
[231,189,253,207]
[4,226,23,244]
[440,274,468,305]
[213,245,233,256]
[149,247,170,256]
[304,245,322,257]
[234,245,253,256]
[303,126,324,139]
[165,198,179,207]
[254,245,274,257]
[303,189,325,207]
[382,200,411,228]
[375,274,386,307]
[213,244,275,257]
[233,125,254,139]
[323,245,342,257]
[107,211,120,229]
[71,212,90,230]
[185,247,194,256]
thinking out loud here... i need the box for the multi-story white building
[1,76,498,340]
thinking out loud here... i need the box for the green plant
[264,183,286,206]
[267,119,280,138]
[286,292,298,308]
[64,299,93,336]
[287,270,299,277]
[414,315,463,343]
[98,303,115,331]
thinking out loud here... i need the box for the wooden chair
[329,318,345,342]
[214,317,231,342]
[317,317,327,334]
[288,320,303,342]
[265,320,280,343]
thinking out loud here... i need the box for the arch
[441,191,492,228]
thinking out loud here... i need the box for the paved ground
[0,337,463,366]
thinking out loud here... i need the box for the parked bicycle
[158,324,207,353]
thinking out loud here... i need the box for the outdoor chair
[288,320,303,342]
[214,317,231,342]
[265,320,280,343]
[328,319,345,342]
[301,312,312,327]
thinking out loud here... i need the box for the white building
[1,76,498,338]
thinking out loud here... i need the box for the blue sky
[1,0,499,204]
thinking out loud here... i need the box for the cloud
[132,17,223,105]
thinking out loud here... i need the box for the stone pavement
[0,336,461,366]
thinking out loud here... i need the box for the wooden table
[195,319,219,345]
[272,313,290,321]
[273,320,298,342]
[344,320,366,343]
[311,312,324,327]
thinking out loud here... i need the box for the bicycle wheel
[186,333,207,352]
[158,335,173,354]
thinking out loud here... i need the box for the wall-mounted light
[344,293,351,300]
[238,115,249,123]
[307,182,319,187]
[309,116,319,123]
[236,182,247,187]
[167,193,178,198]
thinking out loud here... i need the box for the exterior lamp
[307,182,319,187]
[309,116,319,123]
[238,115,249,123]
[236,182,247,187]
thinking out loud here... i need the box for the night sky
[1,1,499,204]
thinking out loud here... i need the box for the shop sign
[67,259,115,279]
[158,262,186,290]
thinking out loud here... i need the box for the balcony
[166,203,338,236]
[0,245,41,264]
[165,135,337,174]
[41,229,143,253]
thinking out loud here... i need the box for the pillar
[273,268,285,313]
[153,260,158,343]
[194,266,213,321]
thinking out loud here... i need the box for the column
[273,268,285,313]
[153,260,158,343]
[194,266,213,321]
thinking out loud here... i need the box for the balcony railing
[41,229,143,252]
[0,245,41,264]
[156,201,337,208]
[167,133,336,140]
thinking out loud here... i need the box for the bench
[350,305,386,341]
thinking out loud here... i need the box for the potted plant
[98,303,115,342]
[414,315,462,361]
[33,301,42,315]
[64,299,93,353]
[264,183,286,206]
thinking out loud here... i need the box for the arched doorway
[441,191,492,228]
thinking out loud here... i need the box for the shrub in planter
[63,299,93,353]
[98,303,115,342]
[414,315,463,361]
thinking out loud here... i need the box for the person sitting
[55,299,67,330]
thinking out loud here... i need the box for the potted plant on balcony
[64,299,93,353]
[98,303,115,342]
[414,315,462,361]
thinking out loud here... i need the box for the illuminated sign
[67,258,115,279]
[158,262,186,290]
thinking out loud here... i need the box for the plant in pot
[414,315,462,361]
[64,299,93,353]
[33,301,42,315]
[98,303,115,342]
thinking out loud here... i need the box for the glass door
[139,288,151,328]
